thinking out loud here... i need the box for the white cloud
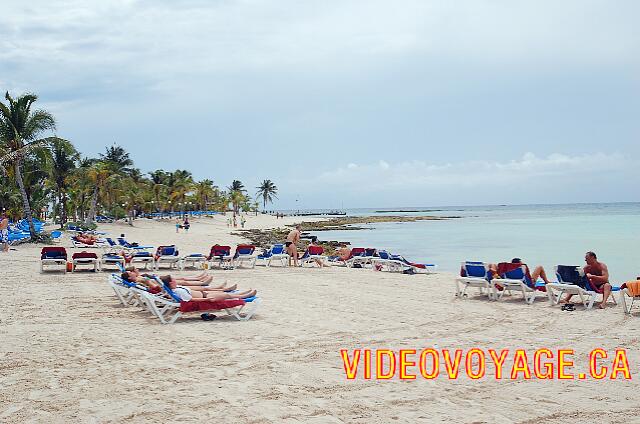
[288,152,633,204]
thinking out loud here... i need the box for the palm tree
[85,161,112,224]
[100,144,133,175]
[194,179,216,210]
[256,179,278,210]
[48,139,79,227]
[227,180,246,217]
[0,92,61,239]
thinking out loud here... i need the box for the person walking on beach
[240,215,246,228]
[563,251,612,309]
[183,217,190,233]
[175,218,181,233]
[0,212,9,253]
[286,224,302,266]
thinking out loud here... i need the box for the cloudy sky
[1,0,638,209]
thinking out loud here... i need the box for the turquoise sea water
[307,203,640,283]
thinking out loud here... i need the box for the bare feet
[224,283,238,291]
[598,303,606,309]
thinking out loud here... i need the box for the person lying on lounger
[125,266,215,286]
[76,233,100,245]
[489,258,551,285]
[563,251,612,309]
[121,271,238,293]
[163,277,257,302]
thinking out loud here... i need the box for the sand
[1,214,639,423]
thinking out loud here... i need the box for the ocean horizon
[300,202,640,283]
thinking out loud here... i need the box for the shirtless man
[0,212,9,253]
[564,251,612,309]
[286,225,302,267]
[329,244,351,263]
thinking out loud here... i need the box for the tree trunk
[86,186,99,224]
[14,160,37,239]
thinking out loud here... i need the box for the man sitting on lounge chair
[490,258,552,285]
[164,277,257,302]
[563,251,612,309]
[328,244,351,262]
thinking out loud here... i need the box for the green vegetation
[0,91,278,238]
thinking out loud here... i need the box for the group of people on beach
[175,218,190,233]
[120,267,257,303]
[479,251,612,309]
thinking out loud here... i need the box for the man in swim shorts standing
[286,224,302,267]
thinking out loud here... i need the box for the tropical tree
[0,92,61,238]
[256,179,278,210]
[48,139,79,227]
[227,180,246,217]
[85,161,113,224]
[100,144,134,175]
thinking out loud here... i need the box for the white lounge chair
[491,263,544,304]
[455,261,493,299]
[181,253,207,270]
[546,265,616,309]
[130,251,155,270]
[299,245,327,267]
[232,245,257,268]
[143,281,262,324]
[620,282,640,314]
[154,245,182,270]
[40,247,68,273]
[71,251,99,272]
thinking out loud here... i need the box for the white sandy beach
[1,214,639,423]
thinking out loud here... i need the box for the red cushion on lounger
[72,251,98,259]
[179,299,246,313]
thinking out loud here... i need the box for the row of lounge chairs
[454,261,640,313]
[42,241,438,275]
[108,273,261,324]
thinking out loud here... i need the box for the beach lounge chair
[370,250,415,273]
[40,247,68,273]
[267,244,289,267]
[154,245,181,270]
[233,244,257,268]
[70,235,108,248]
[299,245,326,267]
[620,281,640,314]
[71,251,99,272]
[117,237,153,250]
[491,262,544,304]
[328,247,365,267]
[130,251,155,270]
[546,265,603,309]
[388,253,437,274]
[207,245,234,269]
[455,261,494,299]
[101,253,126,271]
[143,278,261,324]
[348,248,377,268]
[108,273,154,309]
[181,253,207,270]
